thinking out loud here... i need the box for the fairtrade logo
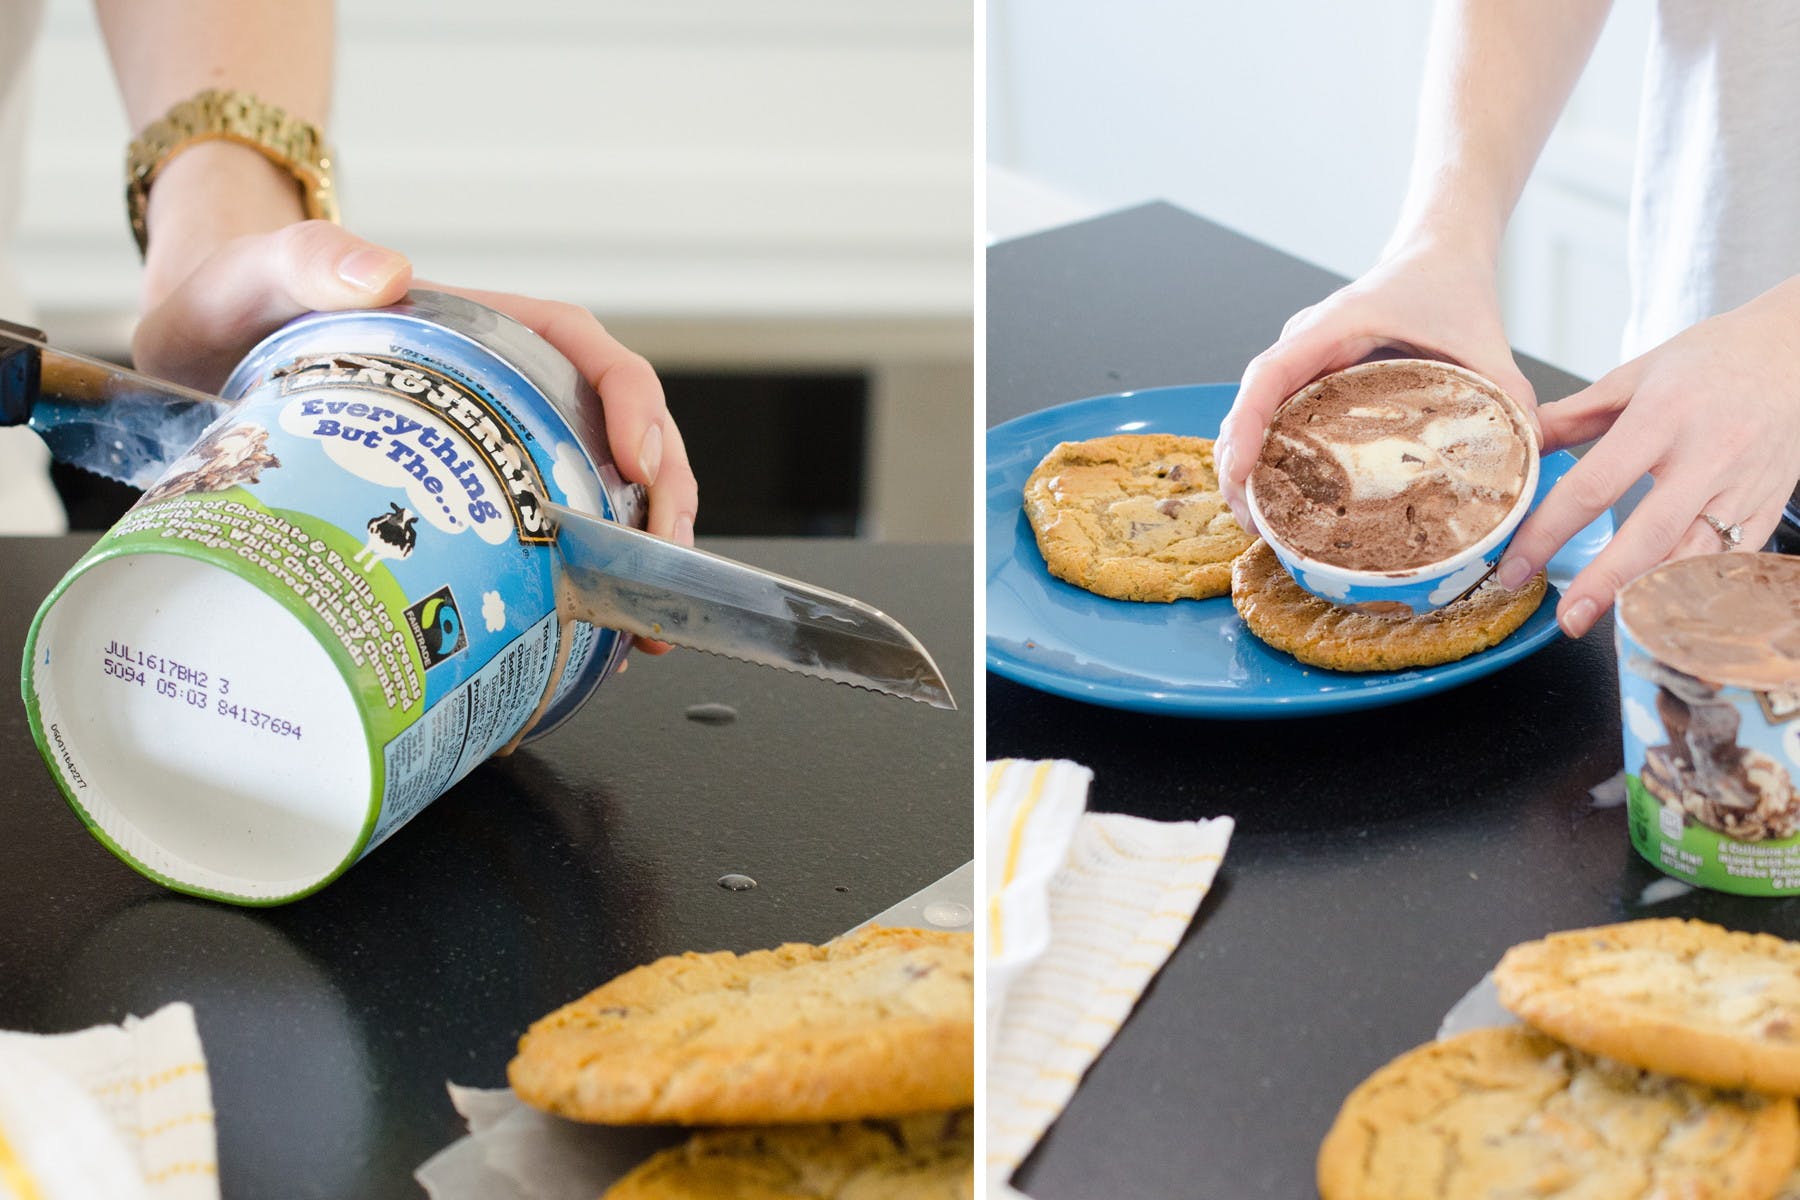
[421,596,461,656]
[405,585,468,668]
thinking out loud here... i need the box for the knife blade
[548,501,956,709]
[0,319,234,489]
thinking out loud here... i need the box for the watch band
[125,88,340,258]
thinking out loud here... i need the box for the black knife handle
[0,319,44,427]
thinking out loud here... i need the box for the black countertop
[988,202,1800,1198]
[0,535,971,1198]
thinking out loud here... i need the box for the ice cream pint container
[1616,552,1800,897]
[21,290,646,905]
[1244,359,1539,616]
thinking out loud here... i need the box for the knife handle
[0,319,43,427]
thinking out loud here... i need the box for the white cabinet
[987,0,1648,386]
[16,0,974,540]
[19,0,971,320]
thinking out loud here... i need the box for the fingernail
[674,512,694,546]
[1561,596,1598,637]
[337,247,407,293]
[637,423,663,486]
[1497,554,1532,590]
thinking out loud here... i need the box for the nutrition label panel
[373,611,560,844]
[547,620,601,711]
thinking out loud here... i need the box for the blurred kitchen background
[16,0,972,539]
[987,1,1649,388]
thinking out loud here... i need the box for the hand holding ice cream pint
[22,292,645,905]
[1246,359,1538,615]
[1617,552,1800,896]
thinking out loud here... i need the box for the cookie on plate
[1317,1025,1798,1200]
[1495,918,1800,1096]
[508,926,973,1125]
[1231,538,1546,671]
[1023,434,1251,601]
[602,1110,973,1200]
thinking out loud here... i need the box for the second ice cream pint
[1617,552,1800,896]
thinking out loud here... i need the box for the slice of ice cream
[1250,361,1531,571]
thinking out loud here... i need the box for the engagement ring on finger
[1701,512,1743,551]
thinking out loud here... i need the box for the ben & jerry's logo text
[274,353,555,545]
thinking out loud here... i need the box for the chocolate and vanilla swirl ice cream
[1249,361,1534,572]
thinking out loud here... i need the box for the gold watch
[126,88,340,258]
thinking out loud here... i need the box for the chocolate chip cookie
[602,1110,973,1200]
[1317,1025,1798,1200]
[508,926,973,1125]
[1495,919,1800,1096]
[1023,434,1252,601]
[1231,538,1546,671]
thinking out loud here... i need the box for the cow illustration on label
[355,503,418,572]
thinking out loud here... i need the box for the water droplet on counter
[1637,877,1693,906]
[1588,770,1628,809]
[717,873,757,892]
[686,702,738,724]
[922,901,972,928]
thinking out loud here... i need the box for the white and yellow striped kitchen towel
[0,1003,218,1200]
[986,759,1232,1194]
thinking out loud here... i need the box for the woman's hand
[435,285,698,657]
[132,219,413,389]
[434,285,698,557]
[1496,280,1800,637]
[133,219,697,654]
[1216,237,1535,532]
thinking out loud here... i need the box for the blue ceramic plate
[986,384,1615,717]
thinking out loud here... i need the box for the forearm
[93,0,333,304]
[1388,0,1613,265]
